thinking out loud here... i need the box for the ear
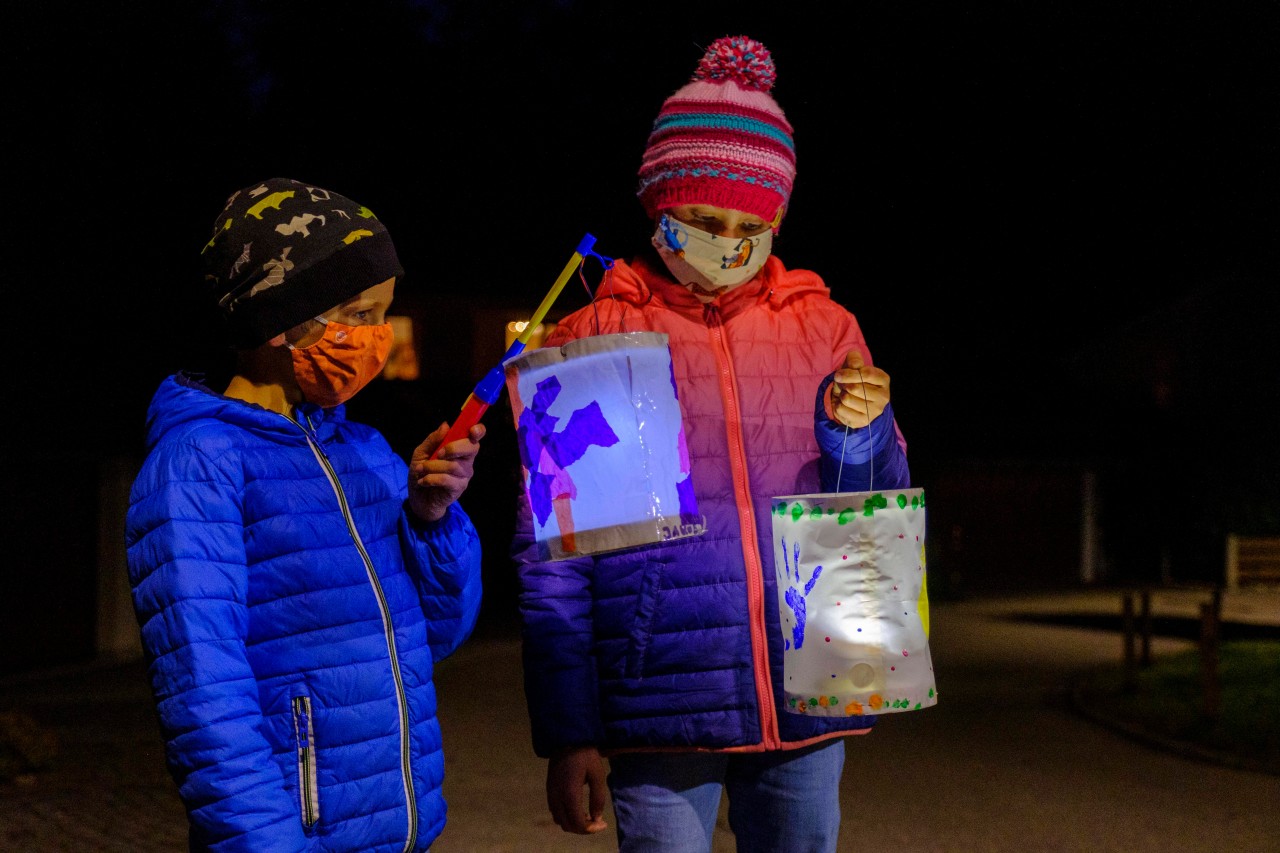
[770,205,786,231]
[266,333,287,348]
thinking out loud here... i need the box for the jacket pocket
[291,695,320,828]
[625,560,666,680]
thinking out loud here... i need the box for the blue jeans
[606,739,844,853]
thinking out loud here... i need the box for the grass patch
[1077,640,1280,774]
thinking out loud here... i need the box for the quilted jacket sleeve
[402,502,484,662]
[125,440,308,852]
[814,376,911,492]
[816,297,911,493]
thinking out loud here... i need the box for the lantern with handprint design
[772,488,936,716]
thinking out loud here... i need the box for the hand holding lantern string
[828,348,891,429]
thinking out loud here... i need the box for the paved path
[3,589,1278,851]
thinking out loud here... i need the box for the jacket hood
[596,251,833,319]
[142,372,338,452]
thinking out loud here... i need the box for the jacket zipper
[704,305,781,749]
[292,695,319,828]
[289,411,419,851]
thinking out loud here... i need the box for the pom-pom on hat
[637,35,795,226]
[200,177,404,349]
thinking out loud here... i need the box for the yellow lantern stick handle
[429,234,605,459]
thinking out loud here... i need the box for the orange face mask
[289,318,393,408]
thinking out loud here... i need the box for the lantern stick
[429,233,607,459]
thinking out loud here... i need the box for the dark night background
[4,1,1278,671]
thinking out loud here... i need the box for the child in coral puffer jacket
[512,36,911,852]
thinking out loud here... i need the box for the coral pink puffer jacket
[513,252,909,757]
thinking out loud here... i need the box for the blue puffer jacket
[513,254,909,758]
[125,373,482,852]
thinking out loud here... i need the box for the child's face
[287,277,396,348]
[665,204,771,240]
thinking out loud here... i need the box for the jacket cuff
[814,376,910,491]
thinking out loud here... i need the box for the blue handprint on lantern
[779,536,823,650]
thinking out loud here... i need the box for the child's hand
[547,746,609,834]
[408,422,485,523]
[829,348,891,428]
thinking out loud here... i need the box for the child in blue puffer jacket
[125,177,485,852]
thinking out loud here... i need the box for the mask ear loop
[834,366,872,494]
[285,317,329,351]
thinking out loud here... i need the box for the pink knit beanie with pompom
[637,35,795,225]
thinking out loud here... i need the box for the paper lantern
[505,331,705,559]
[771,489,936,716]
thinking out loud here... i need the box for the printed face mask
[289,317,393,408]
[651,214,772,301]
